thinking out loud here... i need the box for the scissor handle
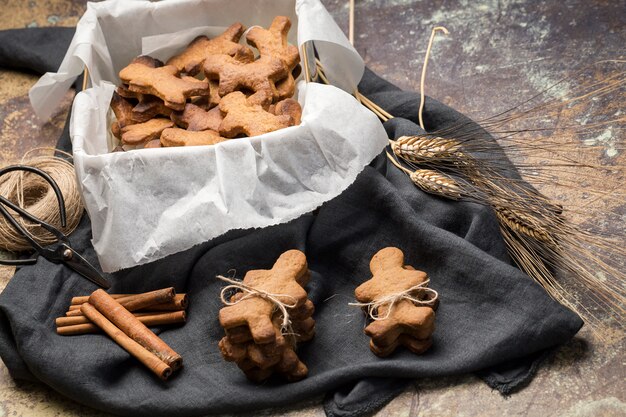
[0,257,38,266]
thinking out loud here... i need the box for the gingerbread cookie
[116,84,142,100]
[275,74,296,101]
[224,299,315,344]
[217,250,314,382]
[208,79,222,108]
[220,320,308,383]
[119,56,209,111]
[120,118,174,146]
[167,23,255,75]
[203,55,288,104]
[160,128,228,147]
[132,95,173,122]
[369,334,433,357]
[247,16,300,102]
[218,250,309,343]
[218,92,293,138]
[246,16,299,69]
[354,247,437,357]
[111,122,122,139]
[364,299,435,346]
[143,139,163,149]
[355,247,428,303]
[170,103,223,132]
[110,92,136,128]
[272,98,302,125]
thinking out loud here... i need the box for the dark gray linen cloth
[0,27,582,417]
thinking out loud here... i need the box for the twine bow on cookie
[349,279,439,321]
[216,274,298,335]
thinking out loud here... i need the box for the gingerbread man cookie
[110,92,136,128]
[355,247,428,303]
[203,55,288,105]
[217,250,314,382]
[132,95,173,122]
[218,92,293,138]
[218,249,309,343]
[167,23,255,75]
[354,247,437,357]
[247,16,300,101]
[119,56,209,111]
[160,128,228,147]
[246,16,299,69]
[120,118,174,146]
[170,103,223,132]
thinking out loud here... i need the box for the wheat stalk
[494,206,552,243]
[409,169,463,200]
[391,136,466,161]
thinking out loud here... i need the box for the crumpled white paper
[33,0,389,272]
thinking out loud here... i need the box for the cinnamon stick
[80,303,172,380]
[56,310,186,328]
[71,292,186,306]
[66,289,183,317]
[88,289,183,370]
[116,287,176,311]
[71,294,127,305]
[57,311,186,335]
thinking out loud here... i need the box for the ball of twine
[0,148,84,252]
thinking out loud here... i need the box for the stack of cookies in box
[217,250,315,382]
[110,17,302,150]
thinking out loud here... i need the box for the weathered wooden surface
[0,0,624,416]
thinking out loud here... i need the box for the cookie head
[355,247,428,303]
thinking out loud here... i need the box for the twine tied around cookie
[349,279,438,321]
[216,274,298,335]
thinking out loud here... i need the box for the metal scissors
[0,164,110,289]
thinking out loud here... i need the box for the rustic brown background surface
[0,0,624,416]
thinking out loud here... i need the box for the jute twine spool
[0,148,84,252]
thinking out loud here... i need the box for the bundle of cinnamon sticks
[56,288,186,380]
